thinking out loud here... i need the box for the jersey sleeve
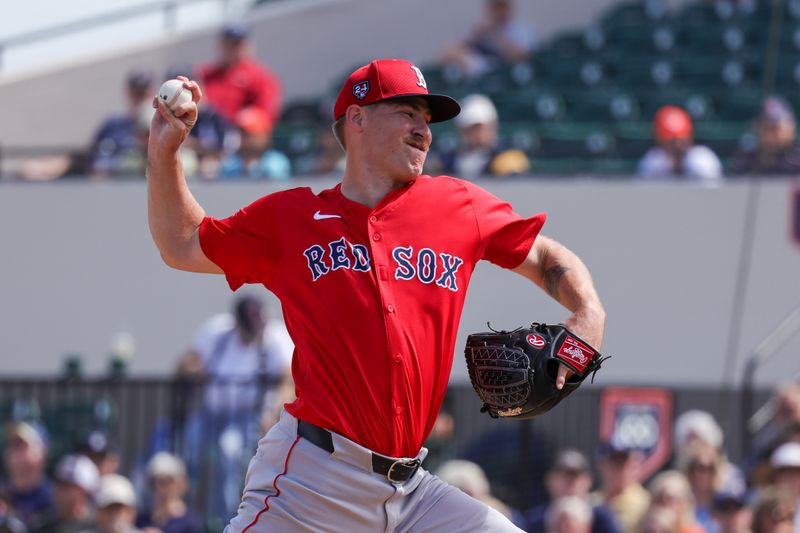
[199,194,282,291]
[466,182,546,269]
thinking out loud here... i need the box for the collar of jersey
[332,177,426,220]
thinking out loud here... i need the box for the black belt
[297,420,421,484]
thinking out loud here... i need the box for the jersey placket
[366,210,408,443]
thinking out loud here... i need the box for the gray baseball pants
[224,410,523,532]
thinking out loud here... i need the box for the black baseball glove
[464,323,609,419]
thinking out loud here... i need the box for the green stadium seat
[491,88,567,123]
[712,87,763,121]
[272,125,320,159]
[566,88,640,122]
[498,123,540,156]
[614,121,652,159]
[693,121,749,158]
[537,123,616,159]
[638,88,714,121]
[529,157,584,176]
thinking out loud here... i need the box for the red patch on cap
[526,334,546,349]
[556,336,594,373]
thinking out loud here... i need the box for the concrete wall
[0,0,692,149]
[1,178,797,387]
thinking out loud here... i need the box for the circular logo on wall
[526,334,546,348]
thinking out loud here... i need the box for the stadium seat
[537,123,616,159]
[614,121,653,159]
[693,121,749,157]
[712,87,763,121]
[272,125,320,159]
[491,88,567,123]
[566,88,641,122]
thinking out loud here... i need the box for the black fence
[0,377,770,528]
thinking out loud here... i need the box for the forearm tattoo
[544,264,570,301]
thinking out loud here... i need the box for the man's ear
[346,105,365,130]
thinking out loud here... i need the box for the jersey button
[386,304,395,313]
[393,354,402,364]
[372,233,381,241]
[369,215,378,223]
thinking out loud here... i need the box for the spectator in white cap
[769,442,800,531]
[34,454,98,533]
[674,410,724,453]
[79,474,141,533]
[135,453,204,533]
[426,93,530,180]
[1,421,54,528]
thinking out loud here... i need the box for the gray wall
[1,179,798,387]
[0,0,692,151]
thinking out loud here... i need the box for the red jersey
[199,176,545,457]
[198,58,282,126]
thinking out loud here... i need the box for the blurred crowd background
[2,0,800,532]
[6,0,800,181]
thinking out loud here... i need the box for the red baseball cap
[653,105,693,141]
[333,59,460,123]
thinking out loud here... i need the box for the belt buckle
[386,458,421,484]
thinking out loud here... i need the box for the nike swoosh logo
[313,210,341,220]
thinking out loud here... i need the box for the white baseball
[157,79,192,112]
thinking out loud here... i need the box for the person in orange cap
[637,106,723,182]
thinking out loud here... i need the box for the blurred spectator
[0,490,27,533]
[177,294,293,526]
[293,128,346,176]
[197,24,282,129]
[710,472,752,533]
[545,496,593,533]
[87,70,154,178]
[77,432,119,477]
[34,454,98,533]
[674,410,724,453]
[646,471,703,533]
[1,422,53,529]
[676,441,724,532]
[78,474,140,533]
[426,94,529,179]
[441,0,536,78]
[750,488,795,533]
[524,449,621,533]
[637,106,723,182]
[591,442,650,533]
[749,382,800,481]
[135,453,203,533]
[768,442,800,529]
[219,107,291,179]
[436,459,524,527]
[731,96,800,175]
[636,506,679,533]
